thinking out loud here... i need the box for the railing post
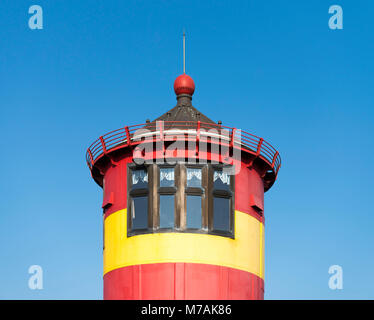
[276,163,281,176]
[125,126,131,146]
[157,121,165,155]
[100,135,118,167]
[87,148,94,165]
[196,121,201,156]
[230,128,236,150]
[271,151,279,168]
[256,138,264,156]
[228,128,237,159]
[100,136,107,154]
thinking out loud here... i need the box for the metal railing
[86,121,281,176]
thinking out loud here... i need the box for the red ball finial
[174,74,195,96]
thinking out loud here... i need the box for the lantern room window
[186,167,202,188]
[211,168,233,234]
[158,166,177,229]
[127,163,234,238]
[186,195,202,229]
[128,167,149,232]
[185,167,205,230]
[131,196,148,230]
[160,167,175,187]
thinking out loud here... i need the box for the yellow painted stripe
[104,209,265,279]
[259,221,264,279]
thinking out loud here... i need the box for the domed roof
[150,74,215,128]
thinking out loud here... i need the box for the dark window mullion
[201,164,209,231]
[175,163,183,230]
[151,164,158,230]
[207,165,214,231]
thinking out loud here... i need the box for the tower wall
[101,153,265,300]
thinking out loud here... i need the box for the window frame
[208,164,235,238]
[156,164,179,231]
[183,164,208,232]
[126,162,235,238]
[127,164,153,236]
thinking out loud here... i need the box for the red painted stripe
[102,157,131,219]
[234,162,264,223]
[104,263,264,300]
[102,153,265,222]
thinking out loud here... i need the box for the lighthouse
[86,71,281,300]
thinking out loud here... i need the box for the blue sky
[0,0,373,299]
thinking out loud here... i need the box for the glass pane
[213,197,231,232]
[159,195,175,228]
[132,169,148,189]
[131,196,148,230]
[160,168,174,187]
[213,170,230,190]
[186,195,202,229]
[187,168,202,188]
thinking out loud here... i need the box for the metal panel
[104,263,264,300]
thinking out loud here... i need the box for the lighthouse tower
[86,73,281,300]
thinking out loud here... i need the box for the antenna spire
[183,30,186,74]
